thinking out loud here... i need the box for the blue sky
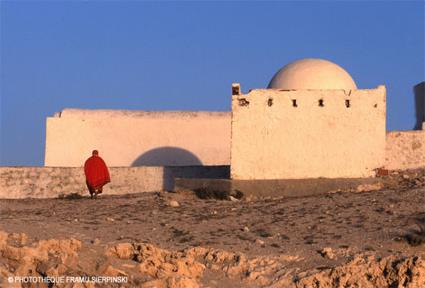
[1,1,424,166]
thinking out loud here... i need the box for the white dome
[267,58,357,90]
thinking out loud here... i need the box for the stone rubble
[318,247,336,260]
[167,200,180,208]
[1,230,424,288]
[383,169,425,191]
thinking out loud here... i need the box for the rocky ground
[0,169,424,287]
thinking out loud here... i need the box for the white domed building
[231,58,387,180]
[44,57,423,188]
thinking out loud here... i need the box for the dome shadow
[132,147,202,167]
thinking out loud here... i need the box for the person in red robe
[84,150,110,199]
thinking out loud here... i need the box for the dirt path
[0,170,424,287]
[1,187,424,269]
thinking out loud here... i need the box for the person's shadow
[414,81,425,130]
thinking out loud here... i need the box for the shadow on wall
[131,147,230,191]
[132,146,203,167]
[414,82,425,130]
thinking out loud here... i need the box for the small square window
[345,99,350,108]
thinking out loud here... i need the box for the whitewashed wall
[231,86,387,179]
[45,109,231,167]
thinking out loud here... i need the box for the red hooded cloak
[84,155,110,189]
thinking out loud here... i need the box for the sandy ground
[0,170,424,287]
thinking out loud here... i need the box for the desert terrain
[0,170,424,287]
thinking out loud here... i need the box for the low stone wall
[385,131,425,170]
[0,166,229,199]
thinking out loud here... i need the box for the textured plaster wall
[385,131,425,170]
[0,166,229,199]
[45,109,231,167]
[231,86,386,180]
